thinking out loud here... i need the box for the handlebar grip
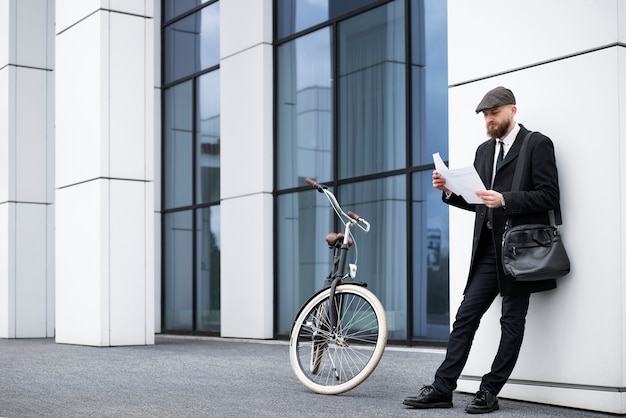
[347,211,361,221]
[305,177,326,193]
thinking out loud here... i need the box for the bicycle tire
[289,284,387,395]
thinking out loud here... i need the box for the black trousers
[432,228,530,395]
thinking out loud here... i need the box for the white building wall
[219,0,274,338]
[0,0,55,338]
[447,0,625,413]
[55,0,155,346]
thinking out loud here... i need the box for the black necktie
[496,140,505,172]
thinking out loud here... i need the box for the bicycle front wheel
[289,284,387,395]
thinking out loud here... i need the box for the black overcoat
[444,124,560,296]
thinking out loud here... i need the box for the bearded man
[403,87,561,414]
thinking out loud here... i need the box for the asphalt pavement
[0,335,615,417]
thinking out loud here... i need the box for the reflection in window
[164,3,220,84]
[276,0,381,39]
[164,0,211,22]
[163,82,193,209]
[412,0,448,166]
[276,189,332,334]
[197,71,220,204]
[196,206,221,332]
[164,211,193,330]
[339,176,407,340]
[413,171,449,341]
[277,28,333,189]
[338,1,406,178]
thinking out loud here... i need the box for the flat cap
[475,86,516,113]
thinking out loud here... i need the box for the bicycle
[289,178,388,395]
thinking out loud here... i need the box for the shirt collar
[499,123,520,147]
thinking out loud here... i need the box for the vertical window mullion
[404,0,414,345]
[191,77,198,331]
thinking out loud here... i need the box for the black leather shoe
[403,385,453,409]
[465,390,499,414]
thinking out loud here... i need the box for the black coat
[444,125,560,296]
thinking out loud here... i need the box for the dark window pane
[338,1,406,178]
[412,0,448,165]
[276,189,332,335]
[277,28,333,189]
[412,171,449,341]
[276,0,380,39]
[163,211,193,330]
[196,206,220,332]
[164,4,220,84]
[164,82,193,209]
[197,70,220,203]
[163,0,211,21]
[339,176,407,340]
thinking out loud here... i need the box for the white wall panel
[607,45,626,388]
[46,204,55,337]
[0,203,15,338]
[449,47,624,412]
[109,12,147,181]
[221,193,273,338]
[220,0,272,59]
[109,180,148,345]
[15,203,47,337]
[56,0,100,34]
[620,1,626,43]
[55,13,104,187]
[15,67,48,203]
[448,0,620,85]
[0,0,10,67]
[15,0,50,69]
[220,44,273,199]
[109,0,153,17]
[0,68,12,202]
[153,210,161,333]
[55,181,108,346]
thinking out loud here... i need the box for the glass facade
[162,1,221,334]
[275,0,449,343]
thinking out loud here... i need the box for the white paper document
[433,153,486,204]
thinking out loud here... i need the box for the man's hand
[476,190,504,208]
[432,170,451,194]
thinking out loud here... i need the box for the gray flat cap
[475,86,516,113]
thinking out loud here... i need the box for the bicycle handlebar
[305,178,370,233]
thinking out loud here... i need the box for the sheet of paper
[433,153,486,204]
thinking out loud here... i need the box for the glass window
[276,0,381,39]
[275,0,449,343]
[412,0,448,165]
[164,0,212,22]
[164,3,220,84]
[338,1,406,178]
[276,28,333,189]
[339,176,407,340]
[197,70,220,204]
[163,211,193,330]
[276,189,332,335]
[163,81,193,210]
[412,171,449,340]
[196,206,221,332]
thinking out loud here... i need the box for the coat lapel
[494,126,528,175]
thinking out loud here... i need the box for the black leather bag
[501,132,570,281]
[502,223,570,281]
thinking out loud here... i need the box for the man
[403,86,561,414]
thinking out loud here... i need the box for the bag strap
[509,131,562,227]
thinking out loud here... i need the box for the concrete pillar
[54,1,154,346]
[447,0,625,413]
[220,0,274,338]
[0,0,55,338]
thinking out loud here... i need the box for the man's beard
[487,118,511,139]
